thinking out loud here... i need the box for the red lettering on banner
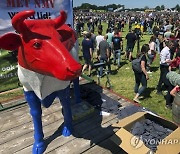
[7,0,29,7]
[34,0,54,8]
[17,0,23,7]
[7,0,15,7]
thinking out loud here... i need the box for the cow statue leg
[24,91,46,154]
[56,86,73,136]
[72,77,81,104]
[41,92,57,108]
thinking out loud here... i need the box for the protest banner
[0,0,73,35]
[0,0,73,91]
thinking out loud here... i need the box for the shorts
[84,58,92,65]
[126,45,134,53]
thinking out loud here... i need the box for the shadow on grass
[141,87,156,99]
[90,60,128,77]
[140,39,146,42]
[151,66,159,72]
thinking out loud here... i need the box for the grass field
[0,22,172,121]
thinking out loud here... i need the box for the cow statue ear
[0,33,21,50]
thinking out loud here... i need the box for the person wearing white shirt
[147,36,157,72]
[157,40,174,108]
[95,30,104,59]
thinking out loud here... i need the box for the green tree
[175,4,180,12]
[160,5,165,10]
[155,6,161,11]
[91,5,97,10]
[144,6,149,10]
[107,4,118,10]
[81,3,91,9]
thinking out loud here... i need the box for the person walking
[156,40,175,108]
[95,30,104,60]
[106,28,113,54]
[134,22,142,52]
[112,29,123,68]
[125,29,137,61]
[147,36,157,72]
[90,29,96,61]
[133,44,149,103]
[157,40,174,95]
[81,32,93,76]
[98,35,111,77]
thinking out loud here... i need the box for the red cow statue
[0,10,82,154]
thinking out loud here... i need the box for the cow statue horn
[12,10,35,33]
[54,10,67,29]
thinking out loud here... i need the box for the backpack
[132,55,143,73]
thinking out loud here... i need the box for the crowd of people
[74,10,180,109]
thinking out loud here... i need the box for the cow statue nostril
[67,67,77,74]
[66,66,82,76]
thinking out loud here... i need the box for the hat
[82,31,88,35]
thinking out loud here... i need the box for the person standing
[112,29,123,68]
[133,44,149,103]
[82,32,93,76]
[157,40,174,94]
[99,35,111,77]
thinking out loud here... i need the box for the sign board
[0,0,73,91]
[0,0,73,35]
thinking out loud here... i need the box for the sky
[73,0,179,9]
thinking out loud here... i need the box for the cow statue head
[0,10,82,81]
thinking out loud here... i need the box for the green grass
[79,22,172,121]
[0,50,20,92]
[0,89,23,103]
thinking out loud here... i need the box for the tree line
[73,3,180,12]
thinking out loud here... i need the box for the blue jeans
[134,73,147,95]
[113,49,121,66]
[156,39,160,54]
[148,26,152,34]
[147,54,155,71]
[147,54,155,65]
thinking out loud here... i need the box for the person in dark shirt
[125,29,137,61]
[82,32,93,76]
[134,25,142,52]
[90,29,96,61]
[175,27,180,39]
[147,19,154,35]
[133,44,149,103]
[112,29,123,68]
[99,35,111,77]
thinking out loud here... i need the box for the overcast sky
[73,0,179,8]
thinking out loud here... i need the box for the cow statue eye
[33,42,42,49]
